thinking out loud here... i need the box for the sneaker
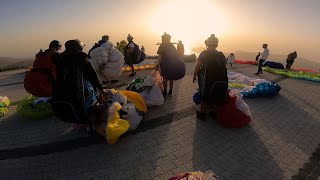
[111,79,119,83]
[168,89,172,95]
[255,73,260,75]
[162,91,167,97]
[129,72,136,77]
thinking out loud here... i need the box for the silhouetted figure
[177,40,185,57]
[286,51,297,69]
[256,44,269,75]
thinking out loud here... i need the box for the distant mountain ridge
[0,57,33,68]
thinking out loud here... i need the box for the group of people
[25,31,300,130]
[255,44,298,74]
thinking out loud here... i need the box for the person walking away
[256,44,269,75]
[156,32,186,96]
[177,40,185,58]
[193,34,228,120]
[227,53,235,67]
[286,51,297,69]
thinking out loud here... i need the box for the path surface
[0,62,319,180]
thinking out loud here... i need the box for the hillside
[0,57,33,68]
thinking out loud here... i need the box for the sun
[149,0,228,54]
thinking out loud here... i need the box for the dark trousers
[286,60,294,69]
[257,59,265,74]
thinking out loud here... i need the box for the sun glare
[149,0,228,54]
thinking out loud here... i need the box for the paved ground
[0,62,319,180]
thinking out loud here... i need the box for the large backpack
[24,50,57,97]
[199,50,228,105]
[125,42,145,64]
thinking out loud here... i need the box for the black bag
[51,52,89,124]
[200,50,228,105]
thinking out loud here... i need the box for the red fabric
[24,71,53,97]
[24,51,56,97]
[234,60,257,65]
[292,68,320,74]
[215,95,251,128]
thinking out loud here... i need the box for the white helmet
[205,34,219,47]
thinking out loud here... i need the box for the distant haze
[0,0,320,64]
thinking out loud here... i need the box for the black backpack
[51,52,89,124]
[124,42,145,64]
[199,50,228,105]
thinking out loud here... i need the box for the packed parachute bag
[24,40,62,97]
[96,89,147,144]
[139,71,164,107]
[169,170,218,180]
[0,96,10,117]
[215,93,251,128]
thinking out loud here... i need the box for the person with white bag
[90,41,124,84]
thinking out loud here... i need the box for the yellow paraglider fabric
[118,90,147,113]
[106,102,130,144]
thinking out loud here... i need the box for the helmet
[65,39,85,52]
[127,34,133,41]
[102,35,109,41]
[161,32,171,42]
[205,34,219,47]
[49,40,62,49]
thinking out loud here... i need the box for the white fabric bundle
[90,41,124,82]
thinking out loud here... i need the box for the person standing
[227,53,235,67]
[256,44,269,75]
[286,51,297,69]
[177,40,185,58]
[156,32,186,96]
[124,34,138,76]
[193,34,228,120]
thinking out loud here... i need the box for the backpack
[199,50,228,105]
[125,42,145,64]
[24,50,57,97]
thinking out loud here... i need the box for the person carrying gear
[177,40,185,58]
[51,39,105,128]
[193,34,228,120]
[24,40,62,97]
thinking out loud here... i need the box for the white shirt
[227,55,235,63]
[260,48,269,60]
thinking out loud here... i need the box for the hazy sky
[0,0,320,62]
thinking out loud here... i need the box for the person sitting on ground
[256,44,269,75]
[286,51,297,69]
[177,40,185,58]
[52,39,105,128]
[227,53,235,67]
[193,34,228,120]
